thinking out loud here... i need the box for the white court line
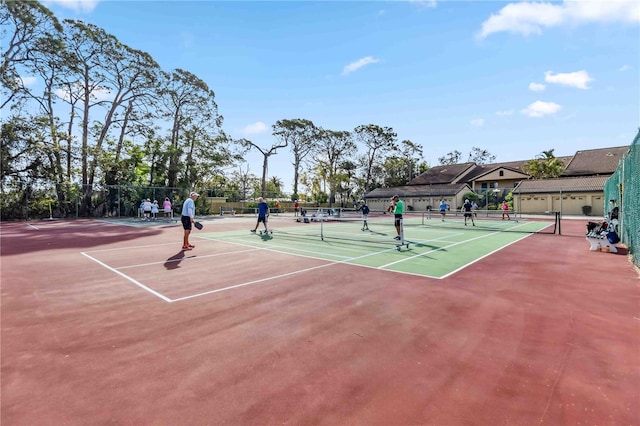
[94,219,179,228]
[169,262,338,303]
[379,222,533,269]
[84,235,226,253]
[439,233,533,279]
[170,235,446,302]
[207,235,353,260]
[85,241,183,253]
[26,223,39,230]
[116,247,260,269]
[81,251,172,302]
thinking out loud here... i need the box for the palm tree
[523,149,565,179]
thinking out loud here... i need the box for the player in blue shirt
[358,200,370,231]
[251,197,270,234]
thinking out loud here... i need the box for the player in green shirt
[391,195,404,240]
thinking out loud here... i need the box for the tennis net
[401,210,560,234]
[269,214,411,250]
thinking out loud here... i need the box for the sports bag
[607,231,620,244]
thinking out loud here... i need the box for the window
[499,170,504,177]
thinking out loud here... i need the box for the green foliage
[522,149,565,179]
[314,191,329,204]
[462,192,481,204]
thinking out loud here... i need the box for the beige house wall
[514,191,605,216]
[471,169,528,191]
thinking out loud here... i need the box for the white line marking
[115,248,260,269]
[169,262,337,302]
[439,233,533,279]
[379,223,533,269]
[81,252,172,302]
[207,235,352,260]
[84,241,183,253]
[26,223,39,230]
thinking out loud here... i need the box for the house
[364,183,472,212]
[513,146,629,216]
[364,146,629,216]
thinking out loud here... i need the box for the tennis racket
[194,221,203,230]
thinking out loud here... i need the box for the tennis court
[1,215,638,425]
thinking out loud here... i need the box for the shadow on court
[163,250,187,270]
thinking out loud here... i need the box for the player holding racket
[250,197,270,234]
[390,195,404,240]
[181,191,199,250]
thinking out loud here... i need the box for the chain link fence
[0,182,296,220]
[604,131,639,267]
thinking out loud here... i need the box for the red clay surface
[1,217,639,425]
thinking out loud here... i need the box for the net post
[320,218,324,241]
[556,211,561,235]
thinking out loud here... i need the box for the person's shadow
[164,250,187,270]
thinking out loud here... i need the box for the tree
[467,147,496,165]
[238,137,288,199]
[60,20,165,213]
[353,124,398,192]
[438,150,462,165]
[158,68,223,188]
[399,139,424,182]
[272,118,317,199]
[268,176,284,196]
[0,0,63,110]
[522,149,565,179]
[312,129,356,206]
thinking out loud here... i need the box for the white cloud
[19,76,37,87]
[619,65,631,72]
[409,0,437,9]
[342,56,380,76]
[544,70,593,89]
[470,119,485,127]
[43,0,100,13]
[529,82,546,92]
[478,0,640,38]
[521,100,562,118]
[496,109,514,116]
[242,122,268,135]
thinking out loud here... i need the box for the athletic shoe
[250,229,256,233]
[181,246,192,250]
[394,236,401,240]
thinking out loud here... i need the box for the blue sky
[41,0,639,192]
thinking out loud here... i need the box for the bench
[586,220,618,253]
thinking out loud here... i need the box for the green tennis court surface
[201,216,554,278]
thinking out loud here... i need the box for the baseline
[81,251,172,302]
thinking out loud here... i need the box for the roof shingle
[560,146,629,177]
